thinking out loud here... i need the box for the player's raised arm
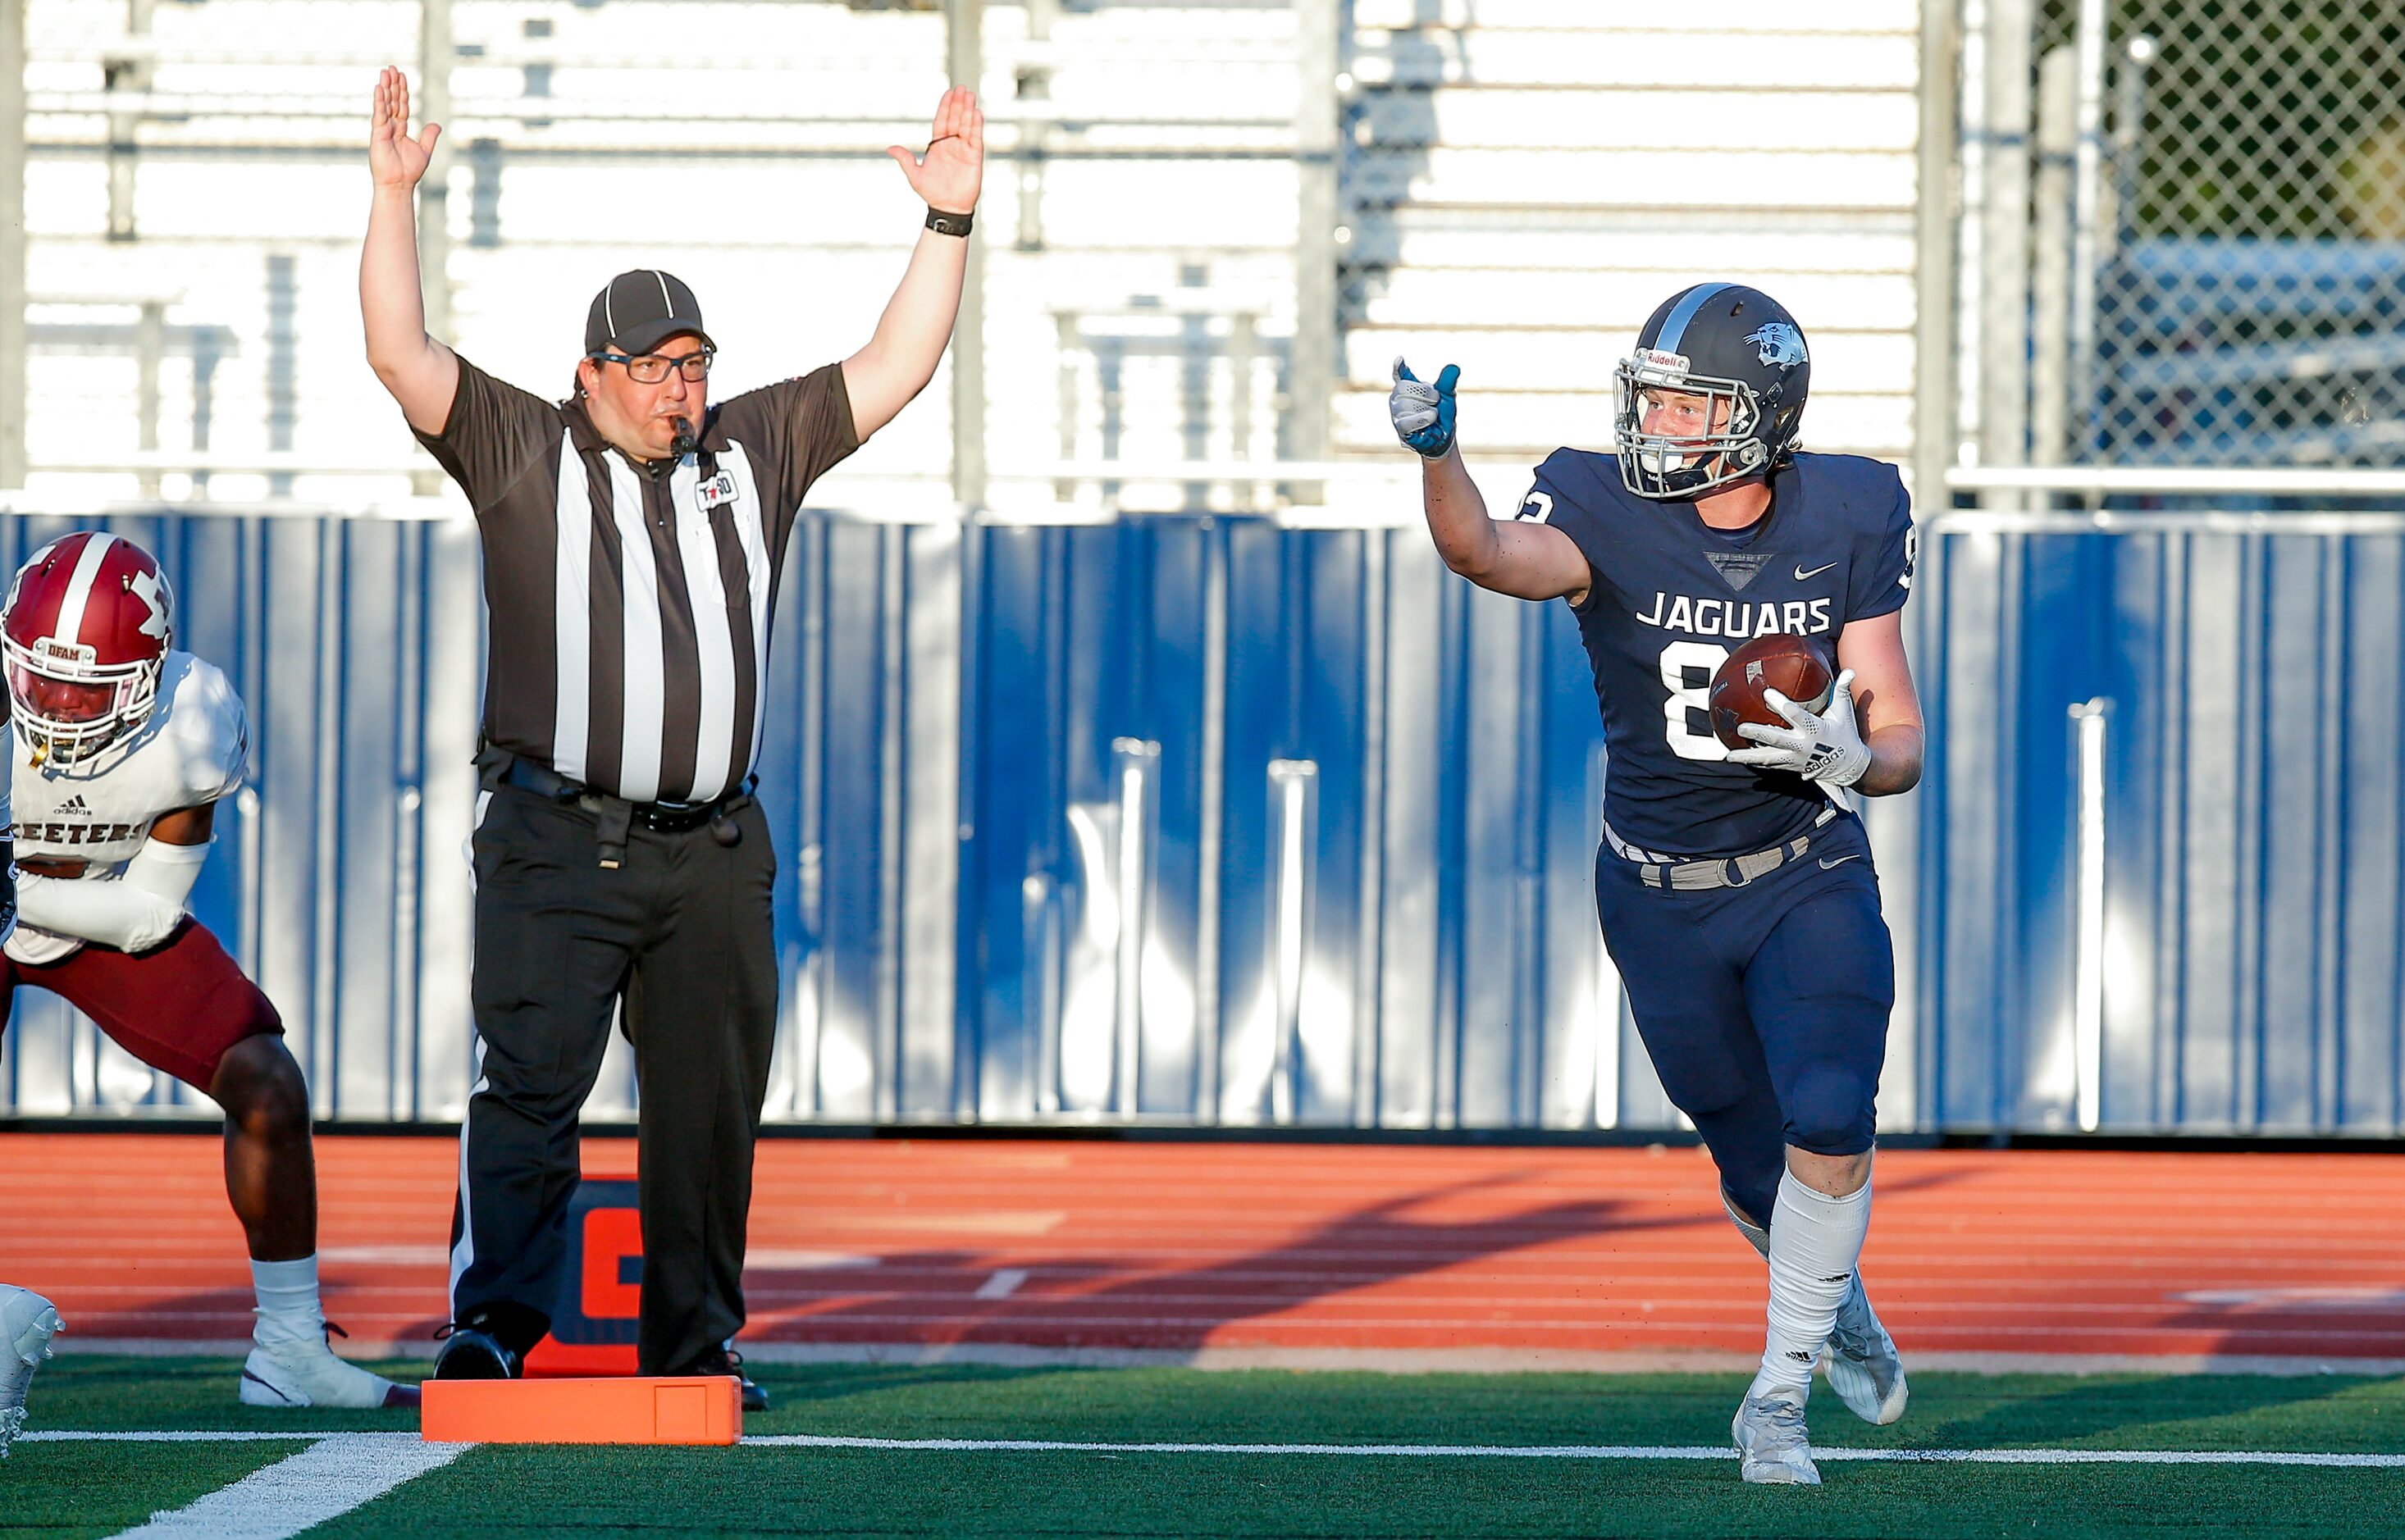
[1390,359,1591,604]
[842,87,984,444]
[360,65,459,435]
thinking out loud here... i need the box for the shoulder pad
[1519,447,1627,525]
[162,654,250,805]
[1790,453,1907,523]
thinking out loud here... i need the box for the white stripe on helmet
[51,532,117,649]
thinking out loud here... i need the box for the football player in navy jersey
[1392,283,1924,1485]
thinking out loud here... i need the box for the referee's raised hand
[884,86,983,214]
[368,65,440,193]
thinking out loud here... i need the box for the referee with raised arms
[358,67,983,1401]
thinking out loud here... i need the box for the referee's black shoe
[679,1347,768,1412]
[431,1310,532,1381]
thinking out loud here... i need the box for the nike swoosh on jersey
[1819,854,1861,869]
[1794,562,1837,581]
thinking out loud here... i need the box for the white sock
[1723,1189,1772,1261]
[251,1256,325,1351]
[1750,1169,1872,1401]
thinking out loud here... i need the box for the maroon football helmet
[2,531,176,764]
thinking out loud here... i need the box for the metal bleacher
[1335,0,1924,472]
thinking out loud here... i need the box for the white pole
[2067,0,2109,458]
[1268,759,1317,1124]
[2070,698,2109,1132]
[0,0,25,487]
[2031,44,2078,471]
[1111,738,1158,1117]
[1981,0,2033,497]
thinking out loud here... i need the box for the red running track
[11,1134,2405,1367]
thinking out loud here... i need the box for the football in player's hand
[1709,634,1836,751]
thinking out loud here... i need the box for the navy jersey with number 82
[1521,449,1915,860]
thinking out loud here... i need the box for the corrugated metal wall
[1919,517,2405,1136]
[10,508,2403,1137]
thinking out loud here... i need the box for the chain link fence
[2065,0,2405,467]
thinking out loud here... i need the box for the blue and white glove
[1727,668,1873,786]
[1390,358,1459,458]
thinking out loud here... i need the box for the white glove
[1727,668,1873,786]
[1387,358,1458,457]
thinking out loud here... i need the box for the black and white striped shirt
[413,357,857,804]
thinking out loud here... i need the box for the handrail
[1947,465,2405,495]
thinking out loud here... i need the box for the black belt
[479,748,752,870]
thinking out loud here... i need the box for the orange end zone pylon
[421,1376,743,1445]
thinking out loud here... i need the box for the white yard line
[745,1433,2405,1468]
[21,1430,358,1442]
[31,1433,468,1540]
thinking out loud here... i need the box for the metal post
[1951,0,1986,462]
[0,0,26,488]
[135,299,163,496]
[1266,758,1317,1124]
[104,0,153,242]
[947,0,985,512]
[2067,0,2108,459]
[1110,737,1159,1116]
[418,0,453,344]
[1289,0,1339,499]
[1979,0,2032,496]
[267,255,296,498]
[2031,45,2077,470]
[416,0,454,497]
[2069,697,2109,1132]
[1893,0,1960,1132]
[1015,0,1056,251]
[1196,529,1226,1122]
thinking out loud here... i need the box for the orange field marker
[420,1376,742,1445]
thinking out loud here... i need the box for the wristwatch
[925,207,974,238]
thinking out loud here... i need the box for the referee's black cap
[585,270,715,357]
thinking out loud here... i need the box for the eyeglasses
[589,348,714,384]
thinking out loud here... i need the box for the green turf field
[7,1357,2403,1538]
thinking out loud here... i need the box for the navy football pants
[1592,813,1894,1231]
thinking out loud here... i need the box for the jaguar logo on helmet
[2,531,177,768]
[1745,322,1809,368]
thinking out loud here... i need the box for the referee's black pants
[450,782,777,1376]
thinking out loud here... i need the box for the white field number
[1658,640,1733,761]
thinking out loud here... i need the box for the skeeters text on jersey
[1518,449,1914,859]
[8,650,248,964]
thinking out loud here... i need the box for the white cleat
[240,1335,419,1410]
[1732,1388,1822,1485]
[2,1286,64,1459]
[1824,1272,1909,1425]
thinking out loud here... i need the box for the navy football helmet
[1614,283,1811,499]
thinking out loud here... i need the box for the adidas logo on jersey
[56,795,89,816]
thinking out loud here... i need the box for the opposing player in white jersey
[0,531,413,1410]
